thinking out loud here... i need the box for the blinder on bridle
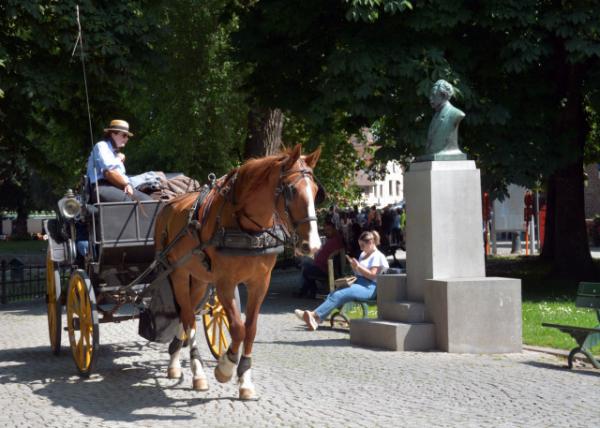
[282,178,326,206]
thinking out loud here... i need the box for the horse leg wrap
[237,356,251,378]
[190,346,202,362]
[214,347,239,383]
[190,346,208,391]
[238,356,256,400]
[168,337,183,355]
[167,337,184,379]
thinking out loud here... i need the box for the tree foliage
[0,0,247,220]
[127,0,247,181]
[0,0,163,221]
[232,0,600,276]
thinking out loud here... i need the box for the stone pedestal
[350,161,522,354]
[350,274,436,351]
[424,277,522,353]
[405,161,485,301]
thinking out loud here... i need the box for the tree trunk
[243,106,284,159]
[542,164,595,278]
[13,204,29,239]
[540,59,595,278]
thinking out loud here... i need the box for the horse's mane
[236,147,295,195]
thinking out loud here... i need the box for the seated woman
[295,230,389,330]
[86,119,152,202]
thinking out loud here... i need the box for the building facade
[356,160,404,208]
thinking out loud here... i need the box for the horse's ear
[282,144,302,169]
[304,146,321,169]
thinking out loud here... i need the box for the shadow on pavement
[521,360,600,378]
[257,338,350,348]
[0,299,46,316]
[0,341,239,423]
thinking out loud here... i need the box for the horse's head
[277,144,324,256]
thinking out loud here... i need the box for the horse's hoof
[168,367,182,379]
[193,377,209,391]
[239,387,257,401]
[214,366,233,383]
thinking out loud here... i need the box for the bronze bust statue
[416,80,467,162]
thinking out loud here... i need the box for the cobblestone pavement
[1,269,599,428]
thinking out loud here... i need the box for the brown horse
[154,144,322,399]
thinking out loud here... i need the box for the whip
[71,4,100,205]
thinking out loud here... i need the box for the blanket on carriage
[132,171,203,201]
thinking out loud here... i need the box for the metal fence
[0,260,68,304]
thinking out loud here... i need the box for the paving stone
[0,268,598,427]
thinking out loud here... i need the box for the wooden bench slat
[541,323,600,334]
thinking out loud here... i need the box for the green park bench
[542,282,600,369]
[315,248,376,328]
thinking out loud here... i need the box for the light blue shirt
[86,140,129,184]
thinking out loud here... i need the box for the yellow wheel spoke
[218,334,227,355]
[219,327,228,349]
[204,315,215,329]
[222,313,230,329]
[211,316,218,346]
[66,272,96,373]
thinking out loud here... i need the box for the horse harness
[155,160,325,274]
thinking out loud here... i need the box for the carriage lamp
[58,189,82,219]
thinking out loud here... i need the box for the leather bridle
[274,160,325,245]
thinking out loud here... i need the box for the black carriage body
[45,186,235,375]
[91,200,162,269]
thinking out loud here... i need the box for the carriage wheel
[202,287,241,359]
[46,247,62,355]
[66,270,99,377]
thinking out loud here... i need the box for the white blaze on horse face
[303,176,321,254]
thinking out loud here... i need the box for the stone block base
[378,301,426,323]
[424,277,522,353]
[377,274,407,302]
[350,319,435,351]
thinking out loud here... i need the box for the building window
[389,180,393,196]
[396,181,401,197]
[374,185,377,197]
[379,184,383,197]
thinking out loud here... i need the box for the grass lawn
[487,255,600,353]
[522,299,599,350]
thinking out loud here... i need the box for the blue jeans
[314,276,376,320]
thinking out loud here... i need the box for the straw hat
[103,119,133,137]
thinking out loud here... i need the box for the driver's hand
[124,184,134,195]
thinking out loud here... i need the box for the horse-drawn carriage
[45,145,323,399]
[44,182,235,377]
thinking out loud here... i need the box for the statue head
[429,79,454,110]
